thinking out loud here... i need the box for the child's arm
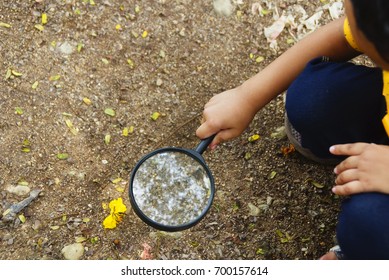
[196,16,360,148]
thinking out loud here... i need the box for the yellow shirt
[344,17,389,136]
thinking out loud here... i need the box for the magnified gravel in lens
[132,151,212,226]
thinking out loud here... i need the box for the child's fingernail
[210,144,218,150]
[329,146,335,153]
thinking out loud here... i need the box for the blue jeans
[285,57,389,259]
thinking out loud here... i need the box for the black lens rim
[129,147,215,232]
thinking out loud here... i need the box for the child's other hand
[196,87,257,149]
[330,143,389,195]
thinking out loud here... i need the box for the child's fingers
[329,142,369,156]
[332,181,364,196]
[196,119,221,144]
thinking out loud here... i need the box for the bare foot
[319,251,338,260]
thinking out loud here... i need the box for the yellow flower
[103,198,127,229]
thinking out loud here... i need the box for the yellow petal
[111,178,122,184]
[83,97,92,105]
[103,215,117,229]
[115,187,125,193]
[109,197,127,214]
[122,127,129,136]
[248,134,260,142]
[42,13,48,25]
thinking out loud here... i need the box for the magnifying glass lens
[132,151,212,227]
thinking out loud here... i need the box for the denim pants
[285,57,389,259]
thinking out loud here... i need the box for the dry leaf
[151,112,160,121]
[0,22,12,28]
[65,119,78,135]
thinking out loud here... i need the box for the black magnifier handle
[195,134,216,154]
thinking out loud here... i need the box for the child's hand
[330,143,389,195]
[196,87,257,149]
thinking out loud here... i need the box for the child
[196,0,389,259]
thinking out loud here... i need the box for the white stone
[248,203,260,216]
[6,185,31,196]
[61,243,84,260]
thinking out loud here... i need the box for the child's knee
[337,193,389,259]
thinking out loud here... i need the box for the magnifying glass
[129,135,215,232]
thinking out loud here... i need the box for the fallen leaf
[65,119,78,135]
[151,112,160,121]
[15,107,23,115]
[104,108,116,117]
[248,134,260,142]
[101,58,109,64]
[49,75,61,81]
[0,22,11,28]
[34,24,44,31]
[111,178,122,184]
[75,236,87,243]
[31,81,39,89]
[5,68,12,80]
[77,42,84,52]
[256,56,265,63]
[307,179,325,189]
[90,236,99,244]
[18,214,26,223]
[21,139,31,153]
[268,171,277,180]
[11,70,23,77]
[50,225,60,230]
[127,58,135,69]
[115,187,125,193]
[57,153,69,160]
[122,127,129,136]
[104,134,111,145]
[256,248,265,255]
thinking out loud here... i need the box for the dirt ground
[1,0,343,260]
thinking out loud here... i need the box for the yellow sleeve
[382,71,389,136]
[343,17,362,52]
